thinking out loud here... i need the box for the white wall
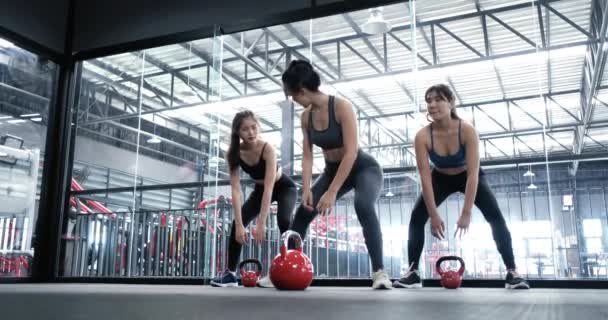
[74,136,199,184]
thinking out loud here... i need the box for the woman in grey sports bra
[281,60,392,290]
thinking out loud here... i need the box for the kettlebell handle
[280,230,303,257]
[238,258,262,276]
[435,255,465,276]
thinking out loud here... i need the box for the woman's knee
[228,222,238,241]
[277,213,291,232]
[353,196,376,216]
[277,194,296,227]
[291,205,315,226]
[494,223,512,240]
[409,204,429,227]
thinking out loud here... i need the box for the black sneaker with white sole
[210,269,238,287]
[505,270,530,289]
[393,269,422,288]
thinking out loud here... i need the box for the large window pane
[0,37,58,278]
[57,0,607,283]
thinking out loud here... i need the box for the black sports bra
[239,143,278,179]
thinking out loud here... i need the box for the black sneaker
[505,270,530,289]
[393,268,422,288]
[210,269,238,287]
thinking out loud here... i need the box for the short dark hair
[281,60,321,95]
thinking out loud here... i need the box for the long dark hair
[281,60,321,95]
[227,110,257,171]
[425,84,459,121]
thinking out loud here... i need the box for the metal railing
[60,197,381,279]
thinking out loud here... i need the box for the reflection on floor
[0,284,606,320]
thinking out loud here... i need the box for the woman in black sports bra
[282,60,392,290]
[392,84,529,290]
[210,110,297,288]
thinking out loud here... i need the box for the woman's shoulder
[259,140,276,157]
[459,120,478,136]
[416,124,432,136]
[334,96,354,112]
[456,120,479,145]
[414,124,431,143]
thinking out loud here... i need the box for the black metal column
[31,62,79,281]
[31,0,79,282]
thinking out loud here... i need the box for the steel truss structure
[77,0,608,175]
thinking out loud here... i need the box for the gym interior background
[1,0,608,285]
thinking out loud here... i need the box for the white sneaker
[372,270,392,290]
[256,275,274,288]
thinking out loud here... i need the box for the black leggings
[227,175,297,271]
[408,169,516,270]
[290,150,385,271]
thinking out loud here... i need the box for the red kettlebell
[269,231,314,290]
[239,259,262,287]
[436,255,465,289]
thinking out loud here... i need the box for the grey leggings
[290,150,385,271]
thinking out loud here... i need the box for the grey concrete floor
[0,284,607,320]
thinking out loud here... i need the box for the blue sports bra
[428,120,466,169]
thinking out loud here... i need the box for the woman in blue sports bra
[282,60,392,290]
[211,110,297,288]
[392,84,529,290]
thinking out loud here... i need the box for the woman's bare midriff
[434,166,467,176]
[321,147,348,163]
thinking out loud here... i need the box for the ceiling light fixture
[523,169,535,177]
[362,7,392,35]
[146,136,161,144]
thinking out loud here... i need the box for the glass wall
[58,0,608,281]
[406,0,608,281]
[0,37,58,277]
[60,27,228,277]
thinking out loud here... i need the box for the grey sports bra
[307,95,344,150]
